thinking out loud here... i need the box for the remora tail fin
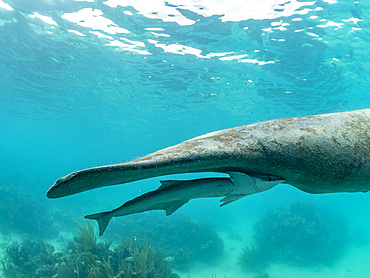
[85,212,112,236]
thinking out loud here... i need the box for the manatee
[47,108,370,199]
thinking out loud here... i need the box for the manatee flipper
[85,212,112,236]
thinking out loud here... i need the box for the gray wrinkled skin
[47,109,370,198]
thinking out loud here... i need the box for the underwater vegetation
[71,219,98,252]
[239,201,348,269]
[210,274,266,278]
[253,273,269,278]
[237,244,269,273]
[0,186,58,238]
[2,238,58,277]
[107,213,224,271]
[1,219,179,278]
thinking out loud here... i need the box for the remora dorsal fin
[159,180,187,190]
[164,200,189,216]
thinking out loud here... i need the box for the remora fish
[85,172,283,235]
[47,109,370,233]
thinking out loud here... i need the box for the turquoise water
[1,0,370,277]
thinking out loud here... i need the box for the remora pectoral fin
[220,194,247,206]
[220,172,284,206]
[164,200,189,216]
[228,171,256,187]
[227,171,284,192]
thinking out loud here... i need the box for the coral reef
[107,213,224,271]
[0,186,58,238]
[1,219,178,278]
[252,201,348,266]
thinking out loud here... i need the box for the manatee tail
[85,212,112,236]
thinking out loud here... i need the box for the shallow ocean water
[1,0,370,277]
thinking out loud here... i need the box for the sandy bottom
[176,218,370,278]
